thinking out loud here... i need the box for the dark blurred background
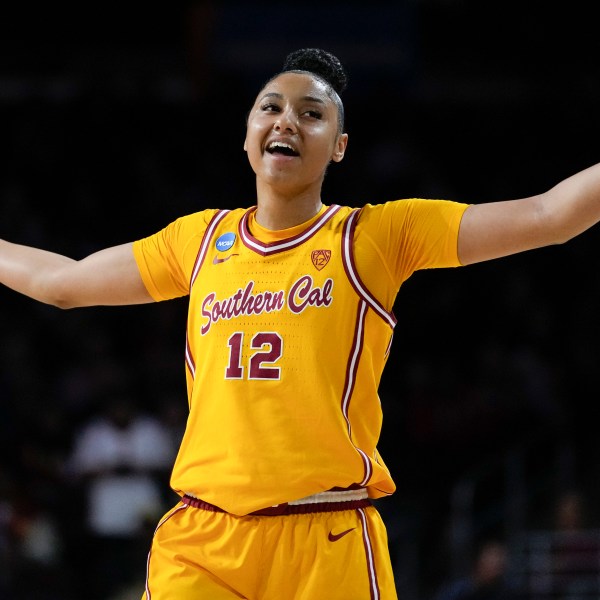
[1,1,600,599]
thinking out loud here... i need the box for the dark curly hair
[282,48,348,96]
[259,48,348,132]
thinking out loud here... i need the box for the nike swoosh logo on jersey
[328,527,355,542]
[213,253,239,265]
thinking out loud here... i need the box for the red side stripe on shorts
[358,507,381,600]
[145,503,188,600]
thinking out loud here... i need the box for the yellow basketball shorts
[142,494,398,600]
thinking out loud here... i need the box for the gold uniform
[133,199,468,600]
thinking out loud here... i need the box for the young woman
[2,48,600,599]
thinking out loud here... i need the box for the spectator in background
[433,539,515,600]
[7,495,66,600]
[67,393,175,600]
[551,489,600,599]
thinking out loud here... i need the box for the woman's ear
[332,133,348,163]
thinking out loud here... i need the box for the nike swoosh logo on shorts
[213,253,239,265]
[328,527,355,542]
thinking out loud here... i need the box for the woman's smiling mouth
[266,140,300,157]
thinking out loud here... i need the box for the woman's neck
[254,184,323,230]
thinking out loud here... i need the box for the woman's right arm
[0,240,154,308]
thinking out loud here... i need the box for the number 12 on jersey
[225,332,283,380]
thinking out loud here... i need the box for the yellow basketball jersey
[133,200,467,515]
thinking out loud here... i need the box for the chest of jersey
[186,208,361,394]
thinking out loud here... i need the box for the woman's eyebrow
[260,92,283,101]
[302,96,325,104]
[259,92,326,104]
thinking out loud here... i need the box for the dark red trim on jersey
[339,301,374,487]
[189,209,230,290]
[185,334,195,379]
[341,209,397,329]
[145,503,189,600]
[238,204,342,256]
[186,209,230,380]
[384,331,394,360]
[357,447,373,487]
[358,507,381,600]
[341,300,367,437]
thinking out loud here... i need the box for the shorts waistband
[182,488,371,516]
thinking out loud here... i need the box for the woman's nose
[274,109,296,132]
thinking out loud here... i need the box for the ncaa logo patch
[215,232,236,252]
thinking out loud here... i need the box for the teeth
[268,141,296,152]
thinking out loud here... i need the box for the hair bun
[282,48,348,95]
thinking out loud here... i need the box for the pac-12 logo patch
[215,232,236,252]
[311,249,331,271]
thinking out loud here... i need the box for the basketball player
[2,48,600,599]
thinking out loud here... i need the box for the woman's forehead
[256,72,330,102]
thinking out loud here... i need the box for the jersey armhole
[341,208,397,329]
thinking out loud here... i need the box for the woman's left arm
[458,162,600,265]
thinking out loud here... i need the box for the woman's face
[244,72,348,193]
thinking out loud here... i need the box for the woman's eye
[305,110,322,119]
[261,103,280,112]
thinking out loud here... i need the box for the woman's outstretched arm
[458,161,600,265]
[0,240,153,308]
